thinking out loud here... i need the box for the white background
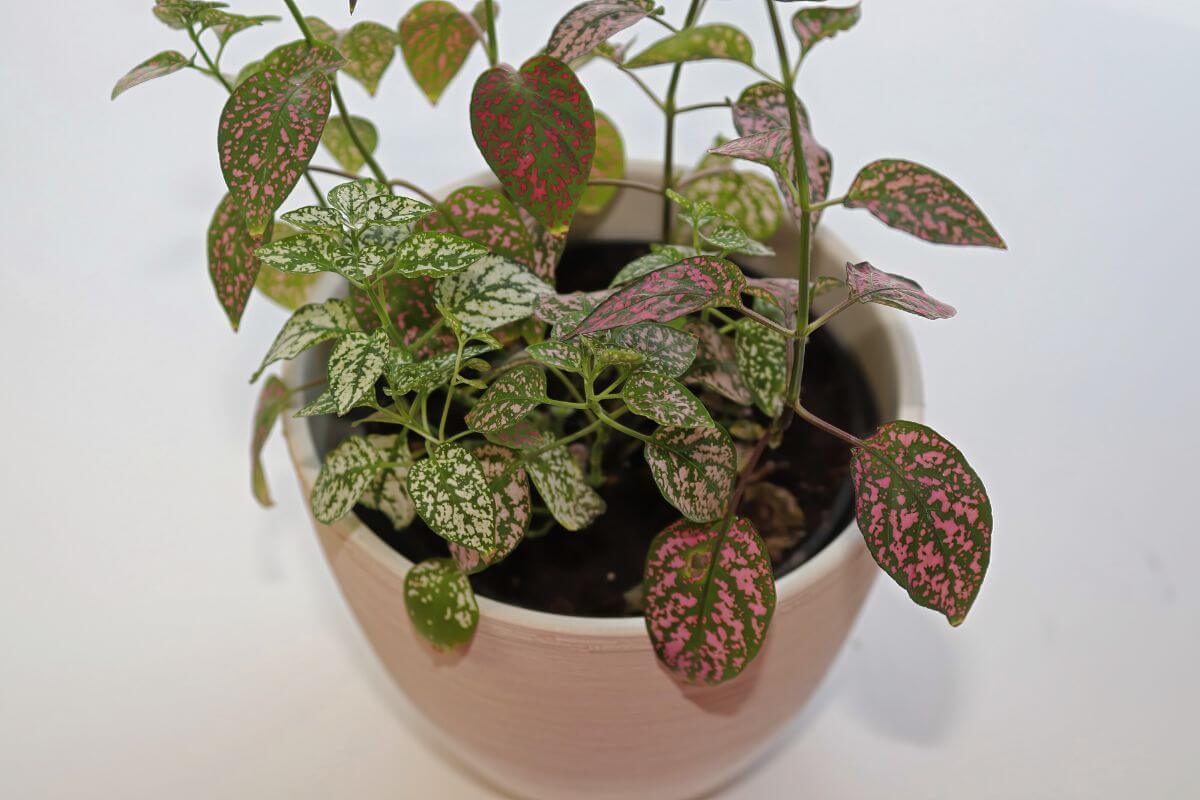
[2,1,1198,797]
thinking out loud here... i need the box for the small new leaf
[792,2,861,55]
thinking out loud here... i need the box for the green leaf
[328,178,390,224]
[152,1,227,29]
[393,232,487,278]
[254,232,340,274]
[208,193,271,330]
[251,376,289,507]
[735,315,787,417]
[255,266,319,312]
[111,50,189,100]
[626,24,753,68]
[359,434,416,530]
[645,425,737,523]
[546,0,656,63]
[404,558,479,650]
[579,110,626,215]
[253,298,360,382]
[280,206,343,234]
[684,320,752,405]
[408,445,497,553]
[846,260,956,320]
[612,322,697,378]
[465,364,547,433]
[527,443,606,531]
[417,186,535,267]
[449,445,531,573]
[437,255,552,335]
[610,245,693,286]
[196,9,280,44]
[526,339,586,372]
[470,55,596,233]
[644,517,776,685]
[321,115,378,175]
[686,150,783,241]
[792,2,861,56]
[339,21,397,95]
[312,436,384,524]
[388,343,494,395]
[702,224,773,257]
[399,0,481,104]
[327,330,390,414]
[294,390,339,417]
[623,373,713,428]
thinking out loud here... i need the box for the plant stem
[615,64,665,110]
[407,319,445,352]
[391,179,440,206]
[188,26,232,91]
[739,304,796,338]
[809,194,846,212]
[677,165,738,189]
[794,404,865,448]
[438,338,466,440]
[675,100,730,115]
[303,172,328,207]
[281,0,314,45]
[482,0,499,66]
[805,296,854,336]
[661,0,706,242]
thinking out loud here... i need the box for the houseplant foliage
[118,0,1003,685]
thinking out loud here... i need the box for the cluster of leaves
[118,0,1003,685]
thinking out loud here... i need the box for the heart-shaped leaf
[567,256,745,337]
[845,159,1006,248]
[417,186,535,267]
[399,0,481,104]
[111,50,189,99]
[218,41,343,235]
[547,0,656,64]
[684,320,752,405]
[251,376,289,506]
[851,421,992,625]
[393,232,488,278]
[644,517,775,685]
[339,21,397,95]
[626,24,753,68]
[437,255,552,335]
[735,315,788,417]
[792,2,861,55]
[579,110,626,215]
[450,445,532,573]
[321,115,378,174]
[613,322,698,378]
[312,436,384,524]
[471,55,596,233]
[527,442,607,530]
[846,261,956,320]
[645,425,737,523]
[466,364,547,433]
[328,330,390,414]
[358,434,416,530]
[208,193,272,330]
[253,298,360,381]
[404,557,479,650]
[624,373,713,428]
[409,444,497,553]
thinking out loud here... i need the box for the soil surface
[351,241,878,617]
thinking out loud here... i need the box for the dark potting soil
[350,241,879,618]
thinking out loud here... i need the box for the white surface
[1,1,1197,798]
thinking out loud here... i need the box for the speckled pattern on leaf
[735,316,788,417]
[339,21,397,95]
[613,322,698,378]
[518,207,568,283]
[846,261,956,320]
[792,2,862,54]
[450,445,531,573]
[527,441,606,531]
[683,320,752,405]
[327,330,390,414]
[626,24,753,67]
[418,186,535,268]
[436,255,552,335]
[547,0,656,64]
[686,151,783,241]
[404,558,479,651]
[526,338,586,372]
[251,376,288,506]
[207,193,271,330]
[645,425,737,523]
[393,232,487,278]
[643,517,776,685]
[399,1,480,104]
[852,421,992,625]
[111,50,188,99]
[253,297,359,381]
[321,115,378,174]
[610,246,693,286]
[466,364,547,433]
[624,373,713,428]
[312,436,383,524]
[408,445,497,554]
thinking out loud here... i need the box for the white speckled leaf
[360,434,416,530]
[465,364,547,433]
[450,445,531,573]
[328,179,390,224]
[280,205,343,234]
[792,2,862,55]
[327,330,390,414]
[294,390,339,417]
[254,232,340,274]
[527,442,606,531]
[437,255,552,335]
[624,372,713,428]
[702,224,773,257]
[312,436,383,524]
[683,320,752,405]
[613,322,698,378]
[735,316,787,417]
[404,557,479,651]
[408,445,497,553]
[526,339,586,372]
[686,151,782,240]
[393,232,487,278]
[388,343,494,395]
[364,194,435,226]
[645,425,737,523]
[253,298,359,381]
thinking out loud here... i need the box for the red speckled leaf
[684,320,751,405]
[566,256,745,337]
[845,159,1006,248]
[470,55,596,233]
[852,421,992,625]
[643,517,776,686]
[207,193,271,330]
[218,41,342,236]
[546,0,656,65]
[450,445,532,573]
[792,2,861,55]
[417,186,535,268]
[846,261,956,320]
[251,375,289,507]
[399,1,481,104]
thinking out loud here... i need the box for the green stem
[482,0,499,66]
[303,172,328,207]
[544,398,589,410]
[438,338,466,440]
[330,83,389,185]
[281,0,315,45]
[675,100,731,115]
[809,194,846,212]
[661,0,706,242]
[805,297,854,336]
[587,177,662,194]
[407,319,445,353]
[739,304,795,338]
[188,26,232,92]
[616,64,665,110]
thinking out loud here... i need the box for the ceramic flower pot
[281,163,923,800]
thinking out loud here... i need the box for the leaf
[518,207,567,283]
[327,330,390,414]
[534,290,611,335]
[626,24,753,68]
[470,55,596,233]
[466,364,547,433]
[546,0,656,63]
[702,224,773,257]
[253,298,360,381]
[280,206,342,235]
[339,21,397,95]
[208,193,271,330]
[404,558,479,651]
[527,443,607,531]
[610,245,692,286]
[851,421,992,625]
[684,320,751,405]
[612,322,697,378]
[328,178,390,224]
[408,445,497,553]
[321,115,378,174]
[295,390,339,417]
[845,159,1006,248]
[686,152,783,241]
[744,277,799,326]
[437,255,552,335]
[196,10,280,44]
[845,261,956,320]
[254,232,340,274]
[389,343,495,395]
[624,373,713,428]
[312,436,383,524]
[364,194,436,226]
[579,110,626,215]
[359,434,416,530]
[645,425,737,523]
[567,256,745,337]
[255,265,319,311]
[526,339,586,372]
[398,0,481,104]
[643,517,776,685]
[449,445,531,573]
[418,186,535,267]
[792,2,861,55]
[393,232,487,278]
[735,316,788,417]
[218,41,342,235]
[152,1,227,29]
[481,417,546,451]
[251,376,289,506]
[111,50,189,99]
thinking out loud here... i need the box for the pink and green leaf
[404,557,479,651]
[518,207,567,283]
[845,261,956,320]
[644,425,737,523]
[624,373,713,428]
[465,364,548,433]
[251,376,289,507]
[526,338,587,372]
[207,193,272,330]
[417,186,535,267]
[578,110,626,215]
[408,444,497,554]
[111,50,189,100]
[626,24,753,68]
[398,0,481,104]
[613,322,698,378]
[735,315,788,417]
[609,245,693,286]
[546,0,656,64]
[791,2,862,55]
[450,445,532,573]
[686,149,783,241]
[392,232,488,278]
[683,320,752,405]
[527,441,607,531]
[338,21,397,95]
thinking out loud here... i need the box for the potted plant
[116,1,1003,796]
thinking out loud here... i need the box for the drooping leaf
[327,330,390,413]
[251,376,289,506]
[686,151,783,241]
[339,21,397,95]
[398,0,481,104]
[610,245,693,286]
[644,425,737,523]
[111,50,189,99]
[526,339,586,372]
[613,322,697,378]
[253,298,360,381]
[684,320,752,405]
[470,55,596,233]
[450,445,531,573]
[392,232,487,278]
[437,255,552,335]
[465,364,547,433]
[792,2,861,55]
[404,558,479,650]
[845,261,956,320]
[218,41,342,235]
[527,442,607,530]
[643,517,775,685]
[845,159,1006,248]
[624,373,713,428]
[626,24,753,68]
[418,186,535,267]
[359,434,416,530]
[578,110,626,215]
[546,0,656,63]
[408,445,497,553]
[312,436,383,524]
[735,315,788,417]
[208,193,271,330]
[851,421,992,625]
[567,256,745,337]
[321,115,378,174]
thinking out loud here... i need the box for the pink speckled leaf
[450,445,531,573]
[470,55,596,233]
[534,290,611,336]
[613,322,698,378]
[111,50,188,100]
[207,193,271,330]
[566,256,746,338]
[399,0,481,105]
[683,320,751,405]
[417,186,535,267]
[527,440,607,530]
[645,425,737,523]
[852,421,992,626]
[218,41,343,236]
[845,261,956,320]
[547,0,656,65]
[250,375,289,507]
[340,21,396,95]
[643,517,776,686]
[845,159,1006,248]
[792,2,861,55]
[465,364,547,433]
[518,207,567,283]
[624,373,713,428]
